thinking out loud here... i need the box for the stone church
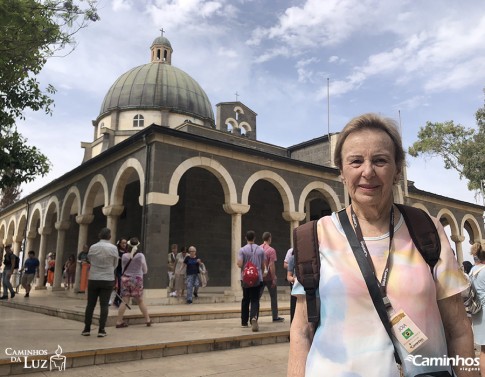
[0,34,483,296]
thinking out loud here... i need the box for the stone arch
[234,106,244,114]
[409,202,430,214]
[28,204,43,232]
[0,221,6,246]
[168,156,237,206]
[5,217,16,244]
[111,158,145,206]
[436,208,459,235]
[239,122,252,135]
[225,118,238,131]
[241,170,295,213]
[61,186,82,221]
[461,214,482,243]
[83,174,110,214]
[44,196,60,226]
[15,210,28,242]
[298,181,342,213]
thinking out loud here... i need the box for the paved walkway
[19,343,289,377]
[0,289,291,376]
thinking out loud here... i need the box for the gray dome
[98,63,214,121]
[151,36,172,49]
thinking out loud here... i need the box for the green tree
[0,0,98,191]
[408,90,485,192]
[0,185,22,210]
[0,129,51,189]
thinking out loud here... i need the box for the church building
[0,34,483,296]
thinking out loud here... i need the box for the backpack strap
[293,220,320,325]
[394,203,440,273]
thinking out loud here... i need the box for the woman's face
[119,239,127,250]
[340,128,400,210]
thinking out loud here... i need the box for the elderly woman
[470,243,485,377]
[288,114,477,377]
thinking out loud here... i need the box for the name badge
[390,309,428,353]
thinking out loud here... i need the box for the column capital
[55,220,70,231]
[223,203,250,215]
[38,226,52,236]
[450,234,465,243]
[102,205,125,217]
[146,192,179,206]
[282,211,306,222]
[76,214,95,225]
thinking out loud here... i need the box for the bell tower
[150,28,173,64]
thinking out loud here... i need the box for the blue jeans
[186,274,200,301]
[2,268,14,297]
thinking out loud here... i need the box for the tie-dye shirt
[293,212,467,377]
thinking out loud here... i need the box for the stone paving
[0,289,291,376]
[17,343,289,377]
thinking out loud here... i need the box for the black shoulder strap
[395,203,440,273]
[338,210,402,365]
[293,220,320,325]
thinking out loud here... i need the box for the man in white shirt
[82,228,119,338]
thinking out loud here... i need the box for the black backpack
[13,254,20,269]
[293,203,441,325]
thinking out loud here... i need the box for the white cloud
[328,55,345,64]
[16,0,485,205]
[112,0,132,11]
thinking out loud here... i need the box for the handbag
[466,265,485,315]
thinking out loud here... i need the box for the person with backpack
[1,244,17,300]
[469,243,485,377]
[288,113,476,377]
[237,230,265,332]
[260,231,285,322]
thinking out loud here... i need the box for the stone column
[102,205,125,243]
[25,230,37,255]
[12,235,23,257]
[74,215,94,292]
[143,203,171,289]
[35,226,52,290]
[451,234,465,265]
[283,211,307,247]
[143,192,179,296]
[53,220,71,290]
[223,203,250,295]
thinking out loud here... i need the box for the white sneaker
[251,318,259,332]
[170,292,177,297]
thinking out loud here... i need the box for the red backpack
[242,261,259,287]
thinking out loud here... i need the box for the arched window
[133,114,144,128]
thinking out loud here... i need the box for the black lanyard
[350,205,395,307]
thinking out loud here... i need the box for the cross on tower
[235,91,239,102]
[160,28,165,37]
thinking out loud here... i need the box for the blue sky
[18,0,485,211]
